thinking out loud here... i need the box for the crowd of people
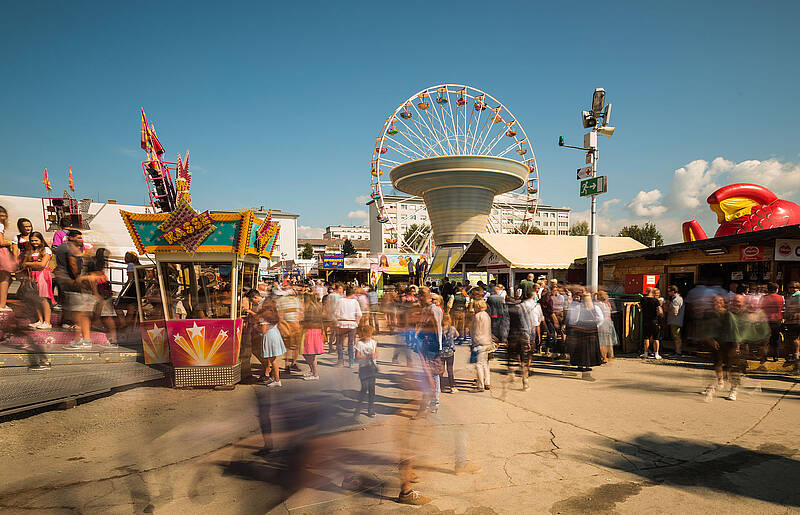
[0,207,121,353]
[240,274,623,411]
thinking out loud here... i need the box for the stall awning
[428,247,465,277]
[453,233,646,270]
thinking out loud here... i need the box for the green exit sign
[580,176,607,197]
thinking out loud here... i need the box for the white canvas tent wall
[0,194,150,259]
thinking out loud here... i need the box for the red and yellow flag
[140,108,149,150]
[42,165,52,192]
[149,123,165,155]
[68,165,75,192]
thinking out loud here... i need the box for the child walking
[440,314,458,393]
[353,325,378,418]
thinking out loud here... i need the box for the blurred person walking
[58,231,95,350]
[565,291,604,381]
[784,282,800,370]
[470,299,492,391]
[447,286,469,343]
[759,282,784,364]
[335,286,362,367]
[702,295,747,401]
[595,291,617,362]
[521,289,544,353]
[440,313,458,392]
[277,287,303,373]
[353,325,378,417]
[486,285,508,357]
[508,294,533,390]
[18,231,54,329]
[258,300,286,387]
[87,248,118,347]
[323,284,342,352]
[301,292,324,380]
[366,285,380,333]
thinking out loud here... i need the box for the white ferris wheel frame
[370,84,540,254]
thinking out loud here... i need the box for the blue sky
[1,1,798,242]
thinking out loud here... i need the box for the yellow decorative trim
[236,211,254,256]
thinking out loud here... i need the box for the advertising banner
[321,252,344,269]
[377,254,420,275]
[775,239,800,261]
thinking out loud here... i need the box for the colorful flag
[149,123,165,155]
[68,165,75,192]
[140,108,149,150]
[42,165,52,191]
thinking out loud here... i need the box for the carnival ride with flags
[123,110,281,387]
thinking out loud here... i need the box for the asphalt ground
[0,332,798,514]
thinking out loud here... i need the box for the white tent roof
[455,233,647,270]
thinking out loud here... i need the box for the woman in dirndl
[259,299,286,387]
[301,293,324,380]
[565,290,604,381]
[19,232,55,329]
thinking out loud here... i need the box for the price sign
[579,176,607,197]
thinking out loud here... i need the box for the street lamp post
[559,88,614,292]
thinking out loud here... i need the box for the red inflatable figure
[682,183,800,242]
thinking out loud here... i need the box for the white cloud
[626,189,667,217]
[347,210,368,220]
[354,195,371,205]
[575,156,800,245]
[298,225,324,238]
[727,158,800,198]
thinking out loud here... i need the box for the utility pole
[559,88,614,292]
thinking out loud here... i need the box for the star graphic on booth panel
[218,329,228,339]
[186,322,205,340]
[213,237,218,242]
[146,325,165,343]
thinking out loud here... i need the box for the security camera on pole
[558,88,614,291]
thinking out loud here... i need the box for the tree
[618,222,664,247]
[569,220,589,236]
[511,224,547,235]
[403,224,431,251]
[342,238,356,257]
[300,242,314,260]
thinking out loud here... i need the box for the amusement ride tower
[370,84,539,257]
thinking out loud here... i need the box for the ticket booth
[122,204,279,387]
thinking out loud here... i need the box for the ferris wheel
[370,84,539,253]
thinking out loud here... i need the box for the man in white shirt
[521,290,544,352]
[335,286,362,367]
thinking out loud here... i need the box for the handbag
[428,355,445,376]
[17,277,39,299]
[469,348,478,364]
